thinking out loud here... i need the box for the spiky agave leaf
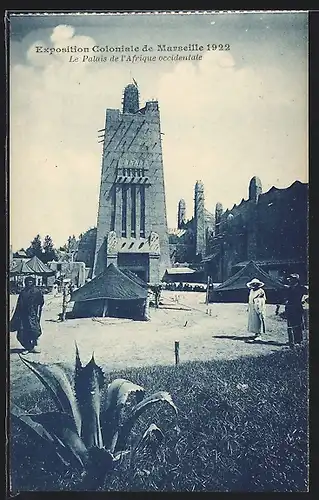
[103,379,145,451]
[11,403,56,444]
[74,341,82,382]
[18,355,81,435]
[30,411,89,470]
[74,353,106,450]
[133,423,164,456]
[114,391,178,453]
[11,404,69,467]
[105,379,145,412]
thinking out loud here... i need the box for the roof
[165,267,196,275]
[26,255,54,274]
[232,259,306,268]
[13,249,28,258]
[71,263,148,302]
[215,261,286,292]
[10,259,33,274]
[223,180,308,216]
[121,269,149,289]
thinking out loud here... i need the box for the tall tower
[194,180,206,258]
[248,176,262,260]
[214,202,223,235]
[122,84,139,114]
[177,199,186,229]
[93,83,170,283]
[249,176,262,203]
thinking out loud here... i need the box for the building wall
[93,88,170,279]
[117,252,150,282]
[211,180,308,281]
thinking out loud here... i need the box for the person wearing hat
[246,278,267,341]
[284,273,308,348]
[10,276,44,354]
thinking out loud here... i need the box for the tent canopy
[10,259,33,275]
[212,261,286,304]
[71,263,148,302]
[215,261,286,292]
[26,255,54,274]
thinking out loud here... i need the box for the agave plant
[11,344,178,490]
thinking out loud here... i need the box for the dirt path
[9,291,290,401]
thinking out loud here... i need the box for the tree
[42,235,58,263]
[26,235,43,259]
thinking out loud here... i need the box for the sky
[9,11,308,251]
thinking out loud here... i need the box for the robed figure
[10,276,44,354]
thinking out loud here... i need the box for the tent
[25,255,55,286]
[26,255,54,274]
[212,260,286,304]
[10,260,33,275]
[70,263,148,320]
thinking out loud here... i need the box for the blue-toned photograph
[8,10,308,493]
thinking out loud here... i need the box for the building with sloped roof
[203,177,308,283]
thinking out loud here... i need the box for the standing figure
[154,284,162,308]
[284,273,308,348]
[246,278,267,341]
[10,276,44,354]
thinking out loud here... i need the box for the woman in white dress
[246,278,266,341]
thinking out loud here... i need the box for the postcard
[7,10,309,493]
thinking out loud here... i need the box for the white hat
[246,278,265,289]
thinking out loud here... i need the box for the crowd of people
[10,271,309,355]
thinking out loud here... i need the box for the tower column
[115,186,122,236]
[136,184,141,237]
[144,185,151,237]
[194,180,206,258]
[126,185,132,237]
[178,199,186,229]
[131,184,137,238]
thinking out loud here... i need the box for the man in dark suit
[284,273,308,348]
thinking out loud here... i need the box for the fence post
[175,341,180,366]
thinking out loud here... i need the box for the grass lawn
[10,345,308,492]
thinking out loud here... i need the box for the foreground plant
[11,344,178,490]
